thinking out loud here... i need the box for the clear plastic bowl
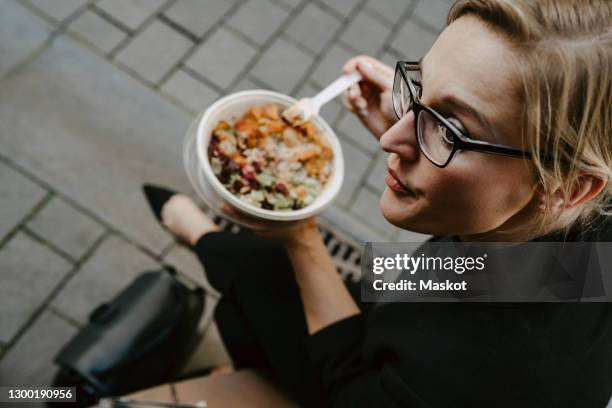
[183,90,344,225]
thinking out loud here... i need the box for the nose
[379,111,420,162]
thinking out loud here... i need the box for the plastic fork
[282,71,362,126]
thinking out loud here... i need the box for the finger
[348,83,361,99]
[355,96,367,110]
[341,55,362,74]
[342,92,357,112]
[218,203,265,229]
[342,84,362,112]
[344,56,393,93]
[342,55,376,74]
[219,202,287,231]
[355,60,394,91]
[344,97,367,118]
[343,91,370,118]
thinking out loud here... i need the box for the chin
[379,188,421,230]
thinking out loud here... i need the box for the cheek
[428,158,535,230]
[381,156,535,235]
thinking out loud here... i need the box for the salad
[208,103,334,211]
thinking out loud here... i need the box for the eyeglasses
[392,61,534,168]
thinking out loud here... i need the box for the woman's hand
[219,202,319,245]
[220,202,360,333]
[342,55,396,139]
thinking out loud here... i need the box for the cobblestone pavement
[0,0,452,392]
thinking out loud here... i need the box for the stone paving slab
[0,232,72,344]
[250,36,313,94]
[0,35,194,254]
[324,0,361,18]
[53,234,160,324]
[116,19,193,84]
[339,8,390,56]
[0,161,47,240]
[334,138,373,207]
[389,20,437,61]
[336,111,380,154]
[161,69,220,114]
[97,0,167,31]
[351,186,393,233]
[0,1,51,79]
[230,76,262,93]
[68,9,127,55]
[379,50,400,67]
[0,310,78,388]
[412,0,450,32]
[27,197,106,260]
[186,27,257,90]
[365,0,413,26]
[283,2,342,55]
[273,0,302,10]
[322,204,391,243]
[226,0,290,47]
[164,0,235,38]
[310,43,356,89]
[24,0,90,23]
[366,151,388,193]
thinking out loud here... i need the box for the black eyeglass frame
[393,60,535,168]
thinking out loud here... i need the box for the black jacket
[305,217,612,407]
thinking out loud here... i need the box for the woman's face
[379,15,539,240]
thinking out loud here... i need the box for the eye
[445,117,466,134]
[438,124,454,147]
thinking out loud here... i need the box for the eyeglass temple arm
[458,138,533,158]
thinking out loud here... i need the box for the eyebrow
[444,97,495,138]
[418,57,496,139]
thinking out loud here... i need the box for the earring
[539,203,546,210]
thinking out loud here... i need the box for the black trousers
[193,229,362,407]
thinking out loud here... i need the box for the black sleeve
[304,315,429,408]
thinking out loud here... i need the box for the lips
[385,168,416,196]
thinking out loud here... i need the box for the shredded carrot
[263,104,280,120]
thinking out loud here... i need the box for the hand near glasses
[342,56,396,139]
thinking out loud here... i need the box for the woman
[145,0,612,406]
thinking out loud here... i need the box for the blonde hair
[448,0,612,238]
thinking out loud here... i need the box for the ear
[550,174,607,210]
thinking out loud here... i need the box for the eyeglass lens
[393,68,412,118]
[393,66,455,166]
[417,110,455,166]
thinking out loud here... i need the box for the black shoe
[142,184,177,222]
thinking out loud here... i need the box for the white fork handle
[312,71,362,109]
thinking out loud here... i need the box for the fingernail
[360,61,372,70]
[356,98,367,109]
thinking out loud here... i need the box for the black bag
[51,267,205,407]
